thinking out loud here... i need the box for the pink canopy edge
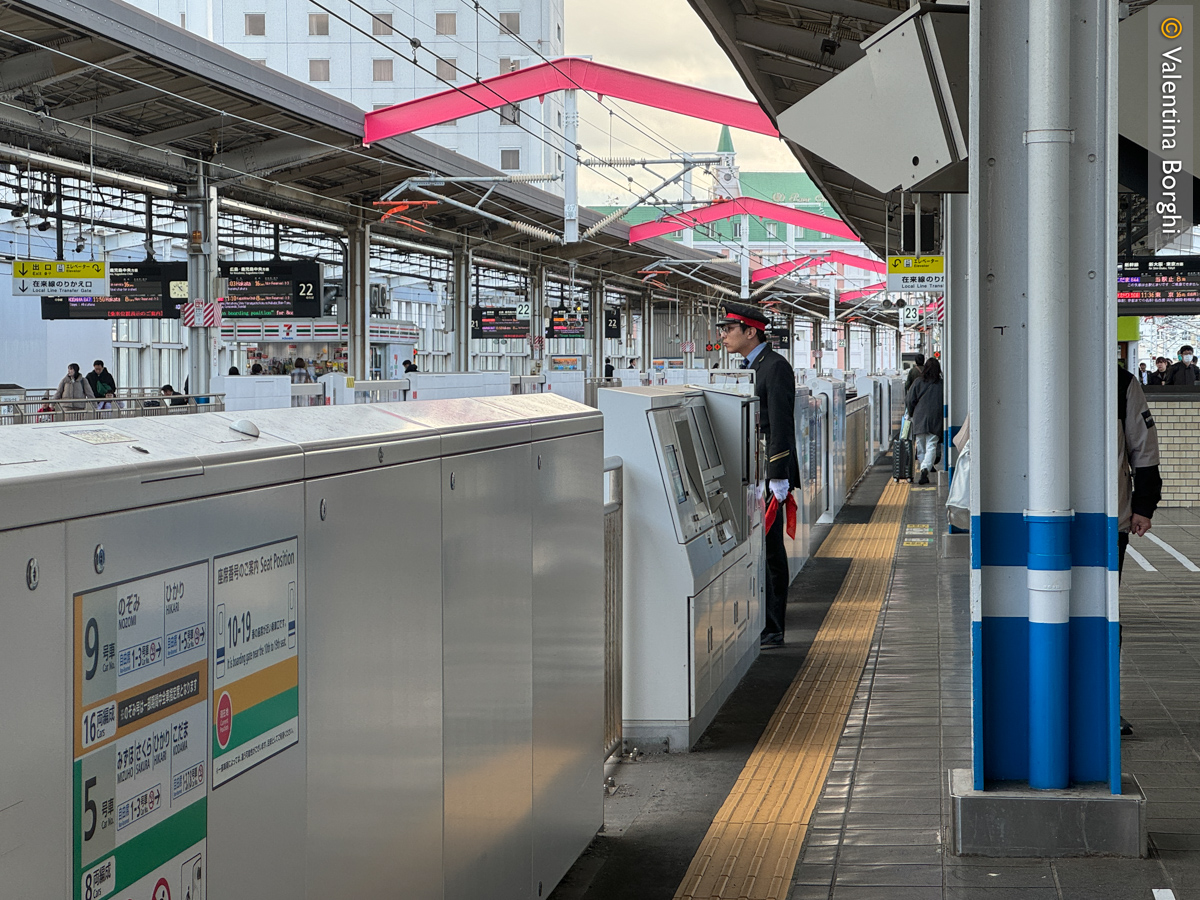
[364,57,779,143]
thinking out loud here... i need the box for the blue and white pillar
[970,0,1118,793]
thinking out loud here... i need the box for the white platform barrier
[543,371,586,403]
[407,372,511,400]
[211,374,293,410]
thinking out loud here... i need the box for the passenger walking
[906,357,944,485]
[718,301,799,649]
[905,353,925,391]
[1138,362,1148,384]
[1147,357,1169,386]
[87,359,116,409]
[1166,345,1200,385]
[54,363,95,410]
[290,357,314,384]
[604,357,615,378]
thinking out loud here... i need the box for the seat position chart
[211,538,300,788]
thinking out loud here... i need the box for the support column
[563,90,579,244]
[954,0,1137,855]
[740,215,750,299]
[590,280,605,376]
[185,173,217,397]
[810,317,821,376]
[346,217,370,381]
[869,324,879,374]
[641,290,652,372]
[452,241,471,372]
[946,194,969,482]
[529,265,545,374]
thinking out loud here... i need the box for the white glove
[769,479,789,503]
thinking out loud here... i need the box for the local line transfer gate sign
[887,255,945,293]
[14,259,109,296]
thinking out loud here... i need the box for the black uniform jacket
[751,344,802,489]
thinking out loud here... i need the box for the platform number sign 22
[604,311,621,339]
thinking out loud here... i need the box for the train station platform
[551,462,1200,900]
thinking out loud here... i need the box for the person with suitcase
[906,357,944,485]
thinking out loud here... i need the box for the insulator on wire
[582,209,626,239]
[508,173,559,183]
[510,219,563,244]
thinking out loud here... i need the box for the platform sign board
[72,562,209,900]
[42,262,187,319]
[211,538,299,788]
[1118,257,1200,314]
[471,305,530,339]
[218,261,322,318]
[604,308,621,339]
[886,255,945,292]
[15,259,108,297]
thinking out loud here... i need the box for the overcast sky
[563,0,800,205]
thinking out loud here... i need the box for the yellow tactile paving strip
[674,479,909,900]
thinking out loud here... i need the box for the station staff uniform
[1117,366,1162,574]
[719,302,800,647]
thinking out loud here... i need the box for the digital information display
[218,261,322,318]
[1118,257,1200,315]
[470,305,530,339]
[546,307,588,339]
[41,263,187,319]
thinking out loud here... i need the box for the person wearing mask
[718,302,799,648]
[1167,345,1200,385]
[55,362,95,411]
[905,353,926,391]
[1117,366,1162,735]
[604,357,615,379]
[290,357,314,384]
[1147,357,1170,386]
[906,357,944,485]
[87,359,117,409]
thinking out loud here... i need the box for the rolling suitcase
[892,437,914,482]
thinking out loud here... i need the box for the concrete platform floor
[550,470,1200,900]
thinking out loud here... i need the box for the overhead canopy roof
[0,0,843,309]
[687,0,909,255]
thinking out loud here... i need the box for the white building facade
[126,0,567,185]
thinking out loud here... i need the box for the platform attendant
[718,302,800,648]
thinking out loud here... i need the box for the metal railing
[290,383,327,407]
[845,395,871,491]
[603,455,624,760]
[349,379,407,404]
[0,393,225,425]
